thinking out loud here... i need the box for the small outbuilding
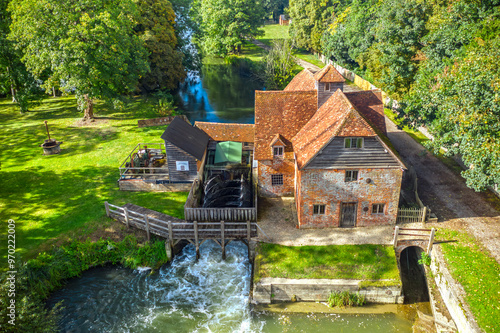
[160,116,209,182]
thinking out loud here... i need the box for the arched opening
[399,246,429,303]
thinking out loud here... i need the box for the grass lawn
[257,24,290,46]
[436,229,500,333]
[0,96,188,261]
[383,108,429,145]
[293,49,326,68]
[255,243,401,286]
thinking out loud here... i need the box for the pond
[175,63,264,124]
[47,241,414,332]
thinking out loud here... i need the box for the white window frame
[345,170,359,182]
[344,137,364,149]
[372,203,385,214]
[273,146,284,158]
[313,204,326,215]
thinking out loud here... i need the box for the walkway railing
[105,202,268,259]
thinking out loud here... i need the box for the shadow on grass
[0,166,188,260]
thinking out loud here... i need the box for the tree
[262,0,288,21]
[263,39,296,89]
[0,0,44,112]
[134,0,186,93]
[288,0,347,52]
[9,0,149,120]
[193,0,265,57]
[404,37,500,190]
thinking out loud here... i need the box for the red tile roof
[284,69,316,91]
[292,90,377,169]
[344,90,386,134]
[254,90,317,160]
[313,64,345,83]
[194,122,255,143]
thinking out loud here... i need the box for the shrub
[327,290,366,308]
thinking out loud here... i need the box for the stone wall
[253,278,403,304]
[296,168,402,228]
[118,179,192,192]
[137,115,189,128]
[429,246,482,333]
[258,159,295,197]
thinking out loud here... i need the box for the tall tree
[0,0,43,112]
[262,0,288,21]
[9,0,149,120]
[263,39,296,89]
[193,0,265,57]
[134,0,186,93]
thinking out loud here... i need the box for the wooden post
[427,228,436,255]
[144,215,151,242]
[124,207,130,228]
[422,206,428,223]
[194,220,199,260]
[247,220,252,261]
[393,226,399,248]
[105,201,110,217]
[168,220,174,251]
[221,220,225,260]
[165,241,172,261]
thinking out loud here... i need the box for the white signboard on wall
[176,161,189,171]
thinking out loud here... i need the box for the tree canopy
[193,0,265,57]
[9,0,149,119]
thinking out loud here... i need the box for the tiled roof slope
[255,90,317,160]
[292,90,378,169]
[344,90,387,134]
[284,69,316,91]
[194,122,255,143]
[313,64,345,83]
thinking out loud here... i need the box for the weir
[105,201,268,260]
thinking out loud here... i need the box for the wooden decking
[105,202,266,259]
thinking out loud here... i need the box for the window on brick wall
[313,204,326,215]
[344,137,363,149]
[273,146,284,158]
[345,170,359,182]
[372,203,385,214]
[271,174,284,186]
[325,83,330,91]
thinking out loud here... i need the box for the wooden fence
[397,206,427,224]
[105,202,267,259]
[184,178,258,222]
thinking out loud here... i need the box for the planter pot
[41,140,63,155]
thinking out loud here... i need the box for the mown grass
[383,108,429,145]
[0,96,188,261]
[293,49,326,68]
[255,243,401,286]
[436,229,500,333]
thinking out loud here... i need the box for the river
[48,241,413,332]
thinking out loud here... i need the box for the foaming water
[48,241,412,332]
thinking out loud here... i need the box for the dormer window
[325,83,330,91]
[273,146,284,158]
[344,137,363,149]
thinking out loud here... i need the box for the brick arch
[394,239,428,263]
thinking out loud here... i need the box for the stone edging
[253,277,403,304]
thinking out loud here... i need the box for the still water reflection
[176,64,264,124]
[48,241,413,333]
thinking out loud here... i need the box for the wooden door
[340,202,357,227]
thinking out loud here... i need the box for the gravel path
[385,118,500,263]
[257,197,396,246]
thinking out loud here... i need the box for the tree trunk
[52,87,56,98]
[11,85,17,103]
[83,94,94,120]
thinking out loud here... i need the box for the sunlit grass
[257,24,290,46]
[255,243,401,285]
[436,229,500,333]
[0,96,188,261]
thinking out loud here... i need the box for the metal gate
[340,202,357,227]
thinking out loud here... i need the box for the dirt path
[385,118,500,263]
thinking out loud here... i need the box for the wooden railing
[393,226,436,254]
[118,143,170,180]
[397,206,427,224]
